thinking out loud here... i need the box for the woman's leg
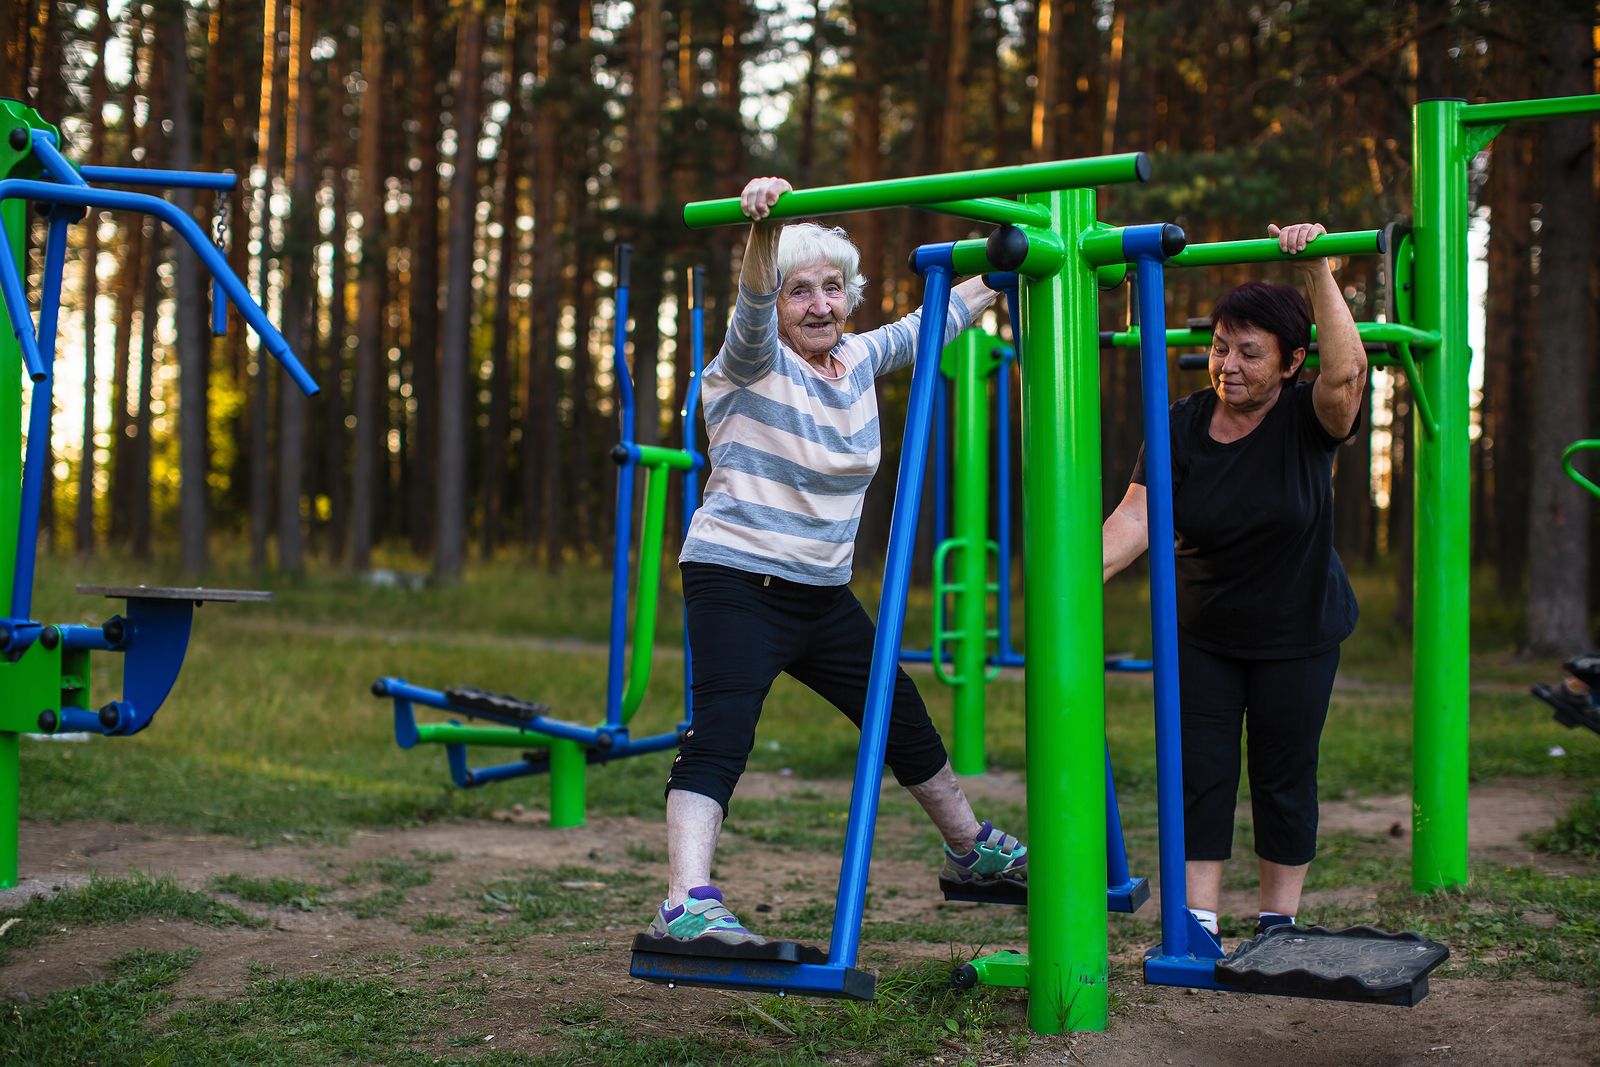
[1178,640,1248,914]
[664,566,798,905]
[788,587,976,849]
[1242,646,1341,917]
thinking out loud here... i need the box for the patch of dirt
[0,775,1594,1065]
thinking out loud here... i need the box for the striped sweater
[679,280,973,585]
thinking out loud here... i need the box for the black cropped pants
[1178,638,1341,867]
[667,562,950,815]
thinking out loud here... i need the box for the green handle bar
[1166,229,1385,269]
[682,153,1151,229]
[1563,440,1600,500]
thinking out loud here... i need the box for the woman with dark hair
[1101,222,1367,940]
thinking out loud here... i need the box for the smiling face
[777,261,850,365]
[1208,320,1303,413]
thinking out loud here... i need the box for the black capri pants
[1179,638,1341,867]
[668,562,950,815]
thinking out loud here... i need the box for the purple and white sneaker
[648,885,766,946]
[940,820,1028,893]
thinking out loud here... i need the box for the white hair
[776,223,868,314]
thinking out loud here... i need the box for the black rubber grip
[616,243,632,287]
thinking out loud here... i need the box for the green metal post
[946,329,1001,775]
[548,738,586,829]
[1020,188,1107,1032]
[1409,100,1471,893]
[0,102,50,889]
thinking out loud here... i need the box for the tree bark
[1524,23,1596,653]
[75,0,111,557]
[348,0,388,570]
[250,0,285,571]
[483,0,524,559]
[166,0,209,576]
[407,0,444,556]
[275,0,316,575]
[435,2,484,582]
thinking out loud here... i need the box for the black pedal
[1214,924,1448,1006]
[940,876,1026,905]
[1532,683,1600,735]
[629,933,828,965]
[445,686,551,722]
[1563,653,1600,691]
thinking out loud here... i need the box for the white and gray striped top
[679,281,972,586]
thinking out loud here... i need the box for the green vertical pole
[950,329,991,775]
[548,739,586,829]
[1020,188,1107,1032]
[1409,99,1471,893]
[0,102,43,889]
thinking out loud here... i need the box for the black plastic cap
[371,679,387,697]
[986,225,1030,273]
[36,710,56,733]
[615,243,632,286]
[1160,224,1187,257]
[610,443,630,465]
[1133,152,1152,182]
[1374,229,1388,254]
[39,625,59,651]
[98,703,120,729]
[691,266,703,308]
[102,616,125,645]
[952,964,978,989]
[8,127,27,151]
[595,731,615,750]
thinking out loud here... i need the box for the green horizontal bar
[1167,229,1384,269]
[1462,94,1600,126]
[632,444,696,471]
[1108,322,1438,349]
[682,153,1150,229]
[416,722,552,748]
[950,239,993,277]
[924,197,1052,227]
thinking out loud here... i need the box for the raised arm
[1101,482,1149,583]
[737,176,790,293]
[1271,222,1367,437]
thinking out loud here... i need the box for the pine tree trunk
[435,3,484,582]
[407,0,443,556]
[275,0,315,574]
[250,0,285,572]
[75,0,111,557]
[323,37,352,559]
[483,0,524,560]
[1524,24,1596,653]
[348,0,387,570]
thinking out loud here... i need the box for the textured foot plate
[630,933,827,964]
[1214,925,1449,1006]
[77,584,271,603]
[444,686,552,722]
[939,876,1027,905]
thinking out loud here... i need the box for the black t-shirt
[1132,381,1359,659]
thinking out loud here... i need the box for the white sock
[1188,907,1219,936]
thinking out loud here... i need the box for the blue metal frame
[1120,228,1226,987]
[681,267,706,724]
[1,126,313,739]
[605,244,636,730]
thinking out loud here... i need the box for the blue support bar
[51,624,121,652]
[604,245,635,729]
[97,596,198,736]
[1119,226,1198,967]
[0,179,318,395]
[78,165,238,191]
[829,243,956,970]
[682,266,706,728]
[630,954,874,1000]
[375,677,612,746]
[12,210,68,619]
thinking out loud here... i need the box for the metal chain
[212,189,231,251]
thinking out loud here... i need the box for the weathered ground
[1,772,1594,1065]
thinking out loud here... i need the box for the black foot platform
[631,932,826,965]
[77,584,272,603]
[445,686,552,722]
[630,934,876,1000]
[1532,683,1600,735]
[1214,925,1448,1006]
[940,876,1027,905]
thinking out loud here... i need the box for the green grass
[7,551,1600,1058]
[0,874,259,966]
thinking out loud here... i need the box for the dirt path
[1,776,1594,1065]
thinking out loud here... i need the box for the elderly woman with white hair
[646,177,1028,947]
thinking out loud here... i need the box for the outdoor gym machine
[635,154,1167,1031]
[372,252,707,829]
[0,101,319,887]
